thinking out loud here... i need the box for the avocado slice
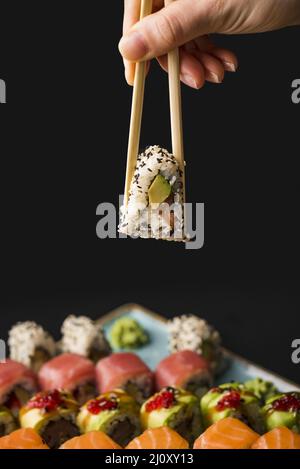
[148,174,171,204]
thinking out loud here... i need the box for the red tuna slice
[96,353,153,394]
[0,359,37,404]
[155,350,212,391]
[38,353,95,391]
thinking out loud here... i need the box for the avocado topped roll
[244,378,279,404]
[200,383,265,434]
[262,392,300,433]
[0,406,17,437]
[19,389,79,449]
[77,389,141,447]
[141,387,202,446]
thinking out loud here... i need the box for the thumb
[119,0,223,61]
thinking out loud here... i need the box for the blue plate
[99,303,300,392]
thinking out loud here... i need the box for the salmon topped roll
[155,350,212,398]
[252,426,300,449]
[0,428,49,449]
[39,353,96,405]
[19,389,79,449]
[96,353,154,404]
[200,382,265,433]
[141,386,201,445]
[77,389,140,447]
[194,417,259,449]
[0,406,17,437]
[60,431,122,449]
[126,427,189,449]
[0,359,38,416]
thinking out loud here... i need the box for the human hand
[119,0,300,88]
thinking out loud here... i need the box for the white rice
[61,315,111,358]
[8,321,56,367]
[168,314,221,366]
[119,145,186,241]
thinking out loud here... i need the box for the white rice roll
[119,145,186,241]
[8,321,56,373]
[60,315,111,362]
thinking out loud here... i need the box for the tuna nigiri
[0,428,49,449]
[126,427,189,449]
[96,353,154,404]
[0,359,37,415]
[194,417,259,449]
[60,431,122,449]
[252,426,300,449]
[38,353,96,405]
[155,350,212,397]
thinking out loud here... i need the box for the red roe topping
[87,398,118,415]
[272,394,300,412]
[27,390,63,412]
[146,389,176,412]
[216,390,241,411]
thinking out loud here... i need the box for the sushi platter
[0,303,300,450]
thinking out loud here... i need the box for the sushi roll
[19,389,79,449]
[38,353,96,405]
[126,427,189,449]
[60,315,111,362]
[193,417,259,449]
[96,352,154,404]
[262,392,300,433]
[0,428,49,449]
[140,386,201,445]
[0,359,38,416]
[244,378,279,404]
[0,406,17,437]
[167,315,223,373]
[8,321,56,373]
[155,350,212,398]
[77,389,140,447]
[200,382,265,434]
[119,145,186,241]
[60,431,122,449]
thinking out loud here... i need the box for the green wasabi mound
[244,378,279,404]
[110,317,149,350]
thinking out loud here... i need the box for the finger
[157,48,205,89]
[210,47,238,72]
[123,0,141,84]
[191,50,225,84]
[119,0,224,61]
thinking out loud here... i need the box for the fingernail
[206,71,222,83]
[119,31,148,61]
[181,74,200,89]
[223,61,237,72]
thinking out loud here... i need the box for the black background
[0,3,299,384]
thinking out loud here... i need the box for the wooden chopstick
[165,0,186,204]
[124,0,153,206]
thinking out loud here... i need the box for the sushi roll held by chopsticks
[120,0,187,242]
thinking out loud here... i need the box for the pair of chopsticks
[124,0,185,206]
